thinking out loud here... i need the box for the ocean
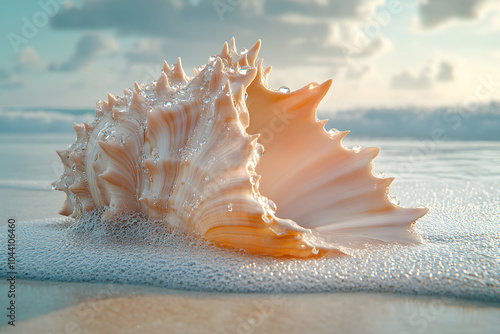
[0,109,499,333]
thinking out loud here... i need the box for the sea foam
[1,181,499,302]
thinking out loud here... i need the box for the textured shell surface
[53,38,428,258]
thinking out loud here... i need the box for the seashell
[52,38,428,258]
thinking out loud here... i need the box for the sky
[0,0,499,112]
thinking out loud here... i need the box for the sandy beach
[1,280,499,334]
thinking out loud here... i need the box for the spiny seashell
[52,38,428,258]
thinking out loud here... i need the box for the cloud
[0,48,46,91]
[418,0,491,29]
[488,10,500,30]
[263,0,384,21]
[436,61,454,81]
[391,60,455,90]
[50,0,388,67]
[344,64,372,80]
[391,64,433,90]
[16,46,47,72]
[49,32,119,72]
[51,0,384,33]
[0,70,24,90]
[124,38,165,64]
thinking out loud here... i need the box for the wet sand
[1,280,499,334]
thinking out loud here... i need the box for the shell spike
[163,60,170,73]
[309,79,333,109]
[238,54,249,68]
[107,92,118,109]
[221,77,232,95]
[173,57,187,83]
[328,130,350,145]
[220,41,230,59]
[83,122,91,133]
[193,67,199,76]
[101,100,109,112]
[246,39,261,66]
[73,123,86,140]
[380,177,396,188]
[56,149,69,166]
[263,66,272,79]
[134,81,141,93]
[230,37,237,52]
[337,130,350,141]
[253,59,270,83]
[156,72,172,96]
[249,133,260,143]
[285,79,332,117]
[208,58,225,92]
[130,90,147,116]
[52,177,65,191]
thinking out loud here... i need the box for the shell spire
[53,39,428,258]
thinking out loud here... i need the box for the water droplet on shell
[239,66,251,75]
[268,199,277,213]
[250,175,259,185]
[389,196,400,206]
[328,128,339,136]
[255,144,264,157]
